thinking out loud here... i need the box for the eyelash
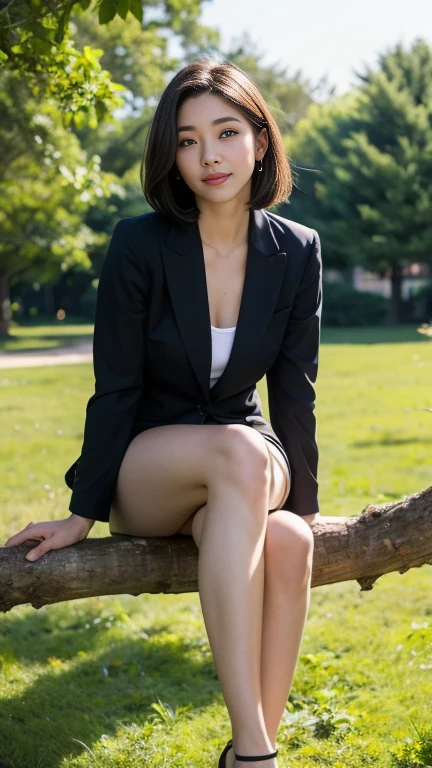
[178,129,238,148]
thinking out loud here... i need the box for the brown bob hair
[141,56,293,224]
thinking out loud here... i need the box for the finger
[26,540,52,562]
[5,525,43,547]
[5,531,34,546]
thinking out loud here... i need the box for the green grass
[0,322,94,353]
[1,325,431,767]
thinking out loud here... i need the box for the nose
[201,141,222,167]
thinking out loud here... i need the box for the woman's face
[174,91,268,208]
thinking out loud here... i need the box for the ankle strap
[234,747,278,762]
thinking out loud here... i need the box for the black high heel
[218,738,278,766]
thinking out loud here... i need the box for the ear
[256,127,269,160]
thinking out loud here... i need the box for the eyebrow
[177,116,242,133]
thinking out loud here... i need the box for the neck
[197,202,250,250]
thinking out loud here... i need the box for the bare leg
[109,422,290,765]
[189,509,314,765]
[197,429,277,766]
[260,512,315,747]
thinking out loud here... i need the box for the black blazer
[65,208,322,523]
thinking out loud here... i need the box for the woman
[5,57,323,767]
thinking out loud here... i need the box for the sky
[190,0,432,99]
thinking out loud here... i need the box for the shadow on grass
[321,325,431,345]
[0,336,93,355]
[0,321,94,355]
[353,436,432,448]
[0,604,218,767]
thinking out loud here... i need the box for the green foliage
[0,84,124,282]
[407,281,432,320]
[0,0,209,127]
[283,38,432,323]
[391,721,432,767]
[0,3,323,339]
[322,282,389,326]
[0,2,126,128]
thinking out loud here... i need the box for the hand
[4,515,95,562]
[302,513,321,527]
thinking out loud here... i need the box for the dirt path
[0,341,93,369]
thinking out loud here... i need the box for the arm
[67,219,148,523]
[266,229,322,517]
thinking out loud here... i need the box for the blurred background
[1,0,432,342]
[1,2,431,767]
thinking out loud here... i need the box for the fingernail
[26,554,35,561]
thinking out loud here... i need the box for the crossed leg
[179,440,314,761]
[109,423,314,765]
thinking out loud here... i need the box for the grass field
[0,322,94,353]
[1,325,431,767]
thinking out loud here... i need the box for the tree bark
[387,261,403,324]
[1,485,431,613]
[0,273,12,338]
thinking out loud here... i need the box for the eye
[178,129,238,148]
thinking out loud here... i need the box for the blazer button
[197,404,207,415]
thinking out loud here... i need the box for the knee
[264,512,314,584]
[216,424,270,493]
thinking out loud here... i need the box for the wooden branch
[1,486,431,613]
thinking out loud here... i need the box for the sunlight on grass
[0,323,94,353]
[1,325,431,767]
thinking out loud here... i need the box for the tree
[0,73,123,337]
[0,0,222,335]
[0,0,210,127]
[283,39,432,324]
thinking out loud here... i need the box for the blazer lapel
[160,208,287,402]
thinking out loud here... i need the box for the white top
[210,325,237,388]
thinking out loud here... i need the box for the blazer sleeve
[266,229,323,517]
[65,219,148,523]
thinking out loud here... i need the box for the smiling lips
[202,173,231,185]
